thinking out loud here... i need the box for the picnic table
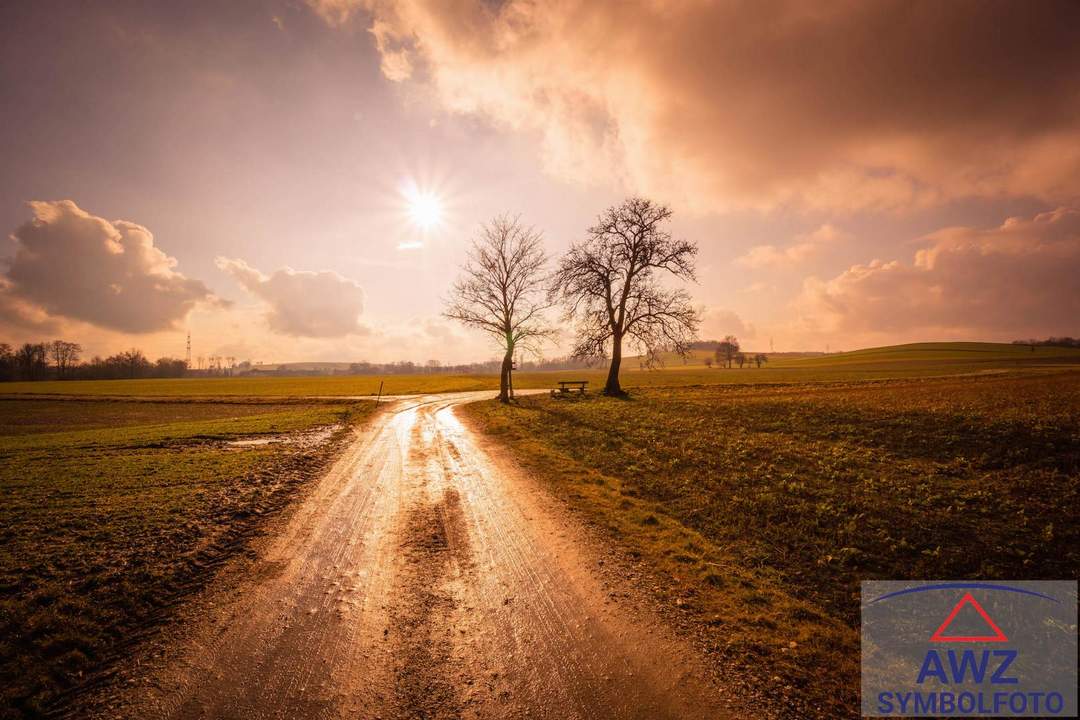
[552,380,588,397]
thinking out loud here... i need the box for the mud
[226,425,340,448]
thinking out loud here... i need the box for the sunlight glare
[405,187,444,231]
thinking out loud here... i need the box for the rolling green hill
[773,341,1080,367]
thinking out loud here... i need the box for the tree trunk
[499,349,513,403]
[604,333,624,395]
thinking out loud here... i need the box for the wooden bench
[552,380,588,397]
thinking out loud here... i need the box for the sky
[1,0,1078,364]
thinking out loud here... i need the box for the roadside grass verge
[0,399,372,719]
[460,370,1080,717]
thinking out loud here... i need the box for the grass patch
[0,398,373,719]
[460,370,1080,717]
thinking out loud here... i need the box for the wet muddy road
[98,393,729,720]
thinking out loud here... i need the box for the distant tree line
[1012,337,1080,348]
[0,341,188,382]
[337,355,596,378]
[0,337,605,383]
[699,335,767,369]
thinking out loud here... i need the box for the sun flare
[404,188,443,231]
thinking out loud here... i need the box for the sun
[405,188,443,231]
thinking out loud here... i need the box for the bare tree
[736,352,747,369]
[49,340,82,379]
[0,344,14,381]
[715,335,740,368]
[550,198,699,396]
[754,353,767,368]
[444,216,553,403]
[15,343,48,380]
[116,348,148,379]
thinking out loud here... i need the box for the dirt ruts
[389,488,472,719]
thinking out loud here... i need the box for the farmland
[1,342,1078,718]
[0,398,371,718]
[1,342,1078,399]
[460,368,1080,716]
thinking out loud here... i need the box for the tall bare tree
[444,216,553,403]
[549,198,699,396]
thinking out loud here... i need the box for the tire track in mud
[389,487,472,720]
[428,404,727,720]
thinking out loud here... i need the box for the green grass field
[1,343,1078,398]
[0,398,371,719]
[460,368,1080,717]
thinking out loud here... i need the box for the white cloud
[216,257,368,337]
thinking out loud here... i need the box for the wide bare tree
[444,216,553,403]
[549,198,699,396]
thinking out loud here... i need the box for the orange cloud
[738,224,851,269]
[316,0,1080,212]
[4,200,217,333]
[699,308,755,342]
[797,208,1080,339]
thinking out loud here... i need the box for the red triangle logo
[930,592,1008,642]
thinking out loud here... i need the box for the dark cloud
[329,0,1080,211]
[4,200,217,333]
[216,257,367,337]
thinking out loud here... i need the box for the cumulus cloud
[216,257,367,337]
[312,0,1080,211]
[798,208,1080,338]
[0,279,62,335]
[738,224,851,269]
[3,200,216,333]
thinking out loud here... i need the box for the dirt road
[94,393,731,720]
